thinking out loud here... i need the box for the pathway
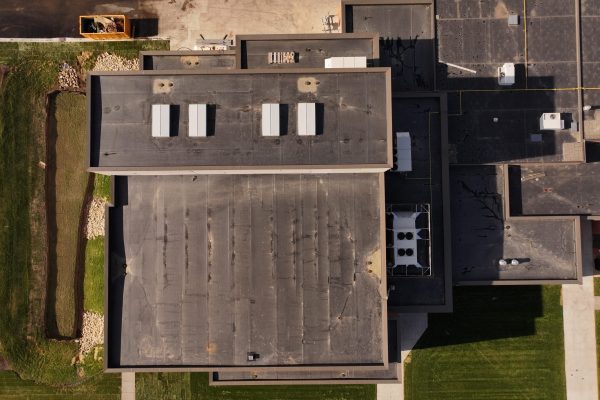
[377,313,428,400]
[562,272,598,400]
[122,372,135,400]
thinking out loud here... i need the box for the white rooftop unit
[261,103,280,136]
[539,112,564,130]
[394,132,412,172]
[188,104,207,137]
[297,102,316,136]
[498,63,515,86]
[324,56,367,68]
[152,104,170,138]
[324,57,343,68]
[392,211,420,268]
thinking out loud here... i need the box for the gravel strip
[79,312,103,355]
[92,52,139,71]
[85,197,106,240]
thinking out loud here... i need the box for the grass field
[93,174,111,200]
[83,174,111,315]
[46,92,89,338]
[404,285,566,400]
[0,370,120,399]
[0,40,168,387]
[83,237,104,314]
[136,372,376,400]
[594,277,600,296]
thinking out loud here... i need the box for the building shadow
[106,177,128,368]
[385,95,449,311]
[343,2,436,92]
[413,285,544,348]
[441,67,562,164]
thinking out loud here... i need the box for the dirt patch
[0,353,10,370]
[0,65,12,88]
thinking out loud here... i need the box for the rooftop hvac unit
[324,56,367,68]
[152,104,170,138]
[297,103,316,136]
[508,14,519,26]
[268,51,296,64]
[539,113,564,130]
[394,132,412,172]
[188,104,207,137]
[261,103,280,136]
[498,63,515,86]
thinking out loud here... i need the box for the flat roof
[342,1,435,91]
[514,164,600,215]
[385,94,452,312]
[236,33,379,69]
[450,165,581,283]
[211,363,400,385]
[106,173,387,369]
[140,50,236,71]
[88,69,392,173]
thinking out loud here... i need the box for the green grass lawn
[0,40,168,388]
[136,372,376,400]
[46,91,89,338]
[83,174,111,315]
[0,370,120,399]
[93,174,111,200]
[405,285,566,400]
[594,277,600,296]
[84,237,104,314]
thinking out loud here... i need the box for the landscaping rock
[92,52,139,71]
[79,312,103,355]
[58,62,79,89]
[85,198,106,239]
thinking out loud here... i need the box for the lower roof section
[450,165,582,284]
[210,363,401,385]
[106,174,387,369]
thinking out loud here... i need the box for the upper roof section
[88,69,392,174]
[140,50,236,71]
[236,33,379,69]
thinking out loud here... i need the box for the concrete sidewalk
[377,313,428,400]
[122,372,135,400]
[562,275,598,400]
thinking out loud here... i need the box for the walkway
[377,313,428,400]
[122,372,135,400]
[562,273,598,400]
